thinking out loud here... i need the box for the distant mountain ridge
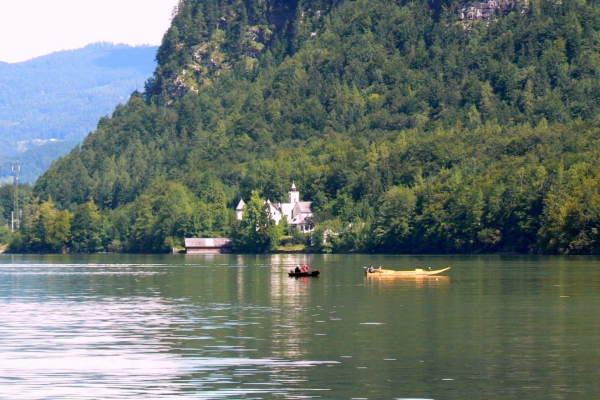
[0,42,158,182]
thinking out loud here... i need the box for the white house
[236,182,314,232]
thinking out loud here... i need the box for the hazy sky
[0,0,180,63]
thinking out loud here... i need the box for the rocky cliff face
[458,0,521,22]
[149,0,335,104]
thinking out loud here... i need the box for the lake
[0,253,598,399]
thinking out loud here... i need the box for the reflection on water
[0,254,600,399]
[0,261,336,399]
[365,275,450,287]
[1,299,184,398]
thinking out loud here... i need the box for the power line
[11,161,20,232]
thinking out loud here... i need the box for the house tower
[235,199,245,220]
[288,182,299,204]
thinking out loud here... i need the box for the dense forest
[8,0,600,254]
[0,43,157,182]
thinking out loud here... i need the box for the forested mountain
[0,43,158,182]
[17,0,600,254]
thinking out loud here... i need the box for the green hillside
[0,43,158,182]
[17,0,600,254]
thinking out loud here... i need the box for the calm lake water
[0,253,599,399]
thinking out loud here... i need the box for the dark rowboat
[288,270,320,277]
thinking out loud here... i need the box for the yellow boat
[365,266,451,276]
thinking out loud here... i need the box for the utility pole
[11,161,20,232]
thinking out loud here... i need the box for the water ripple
[0,294,336,399]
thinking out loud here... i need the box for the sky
[0,0,180,63]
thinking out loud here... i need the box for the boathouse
[184,238,233,254]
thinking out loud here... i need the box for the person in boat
[368,265,375,273]
[294,265,301,273]
[302,265,309,273]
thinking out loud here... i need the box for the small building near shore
[185,238,233,254]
